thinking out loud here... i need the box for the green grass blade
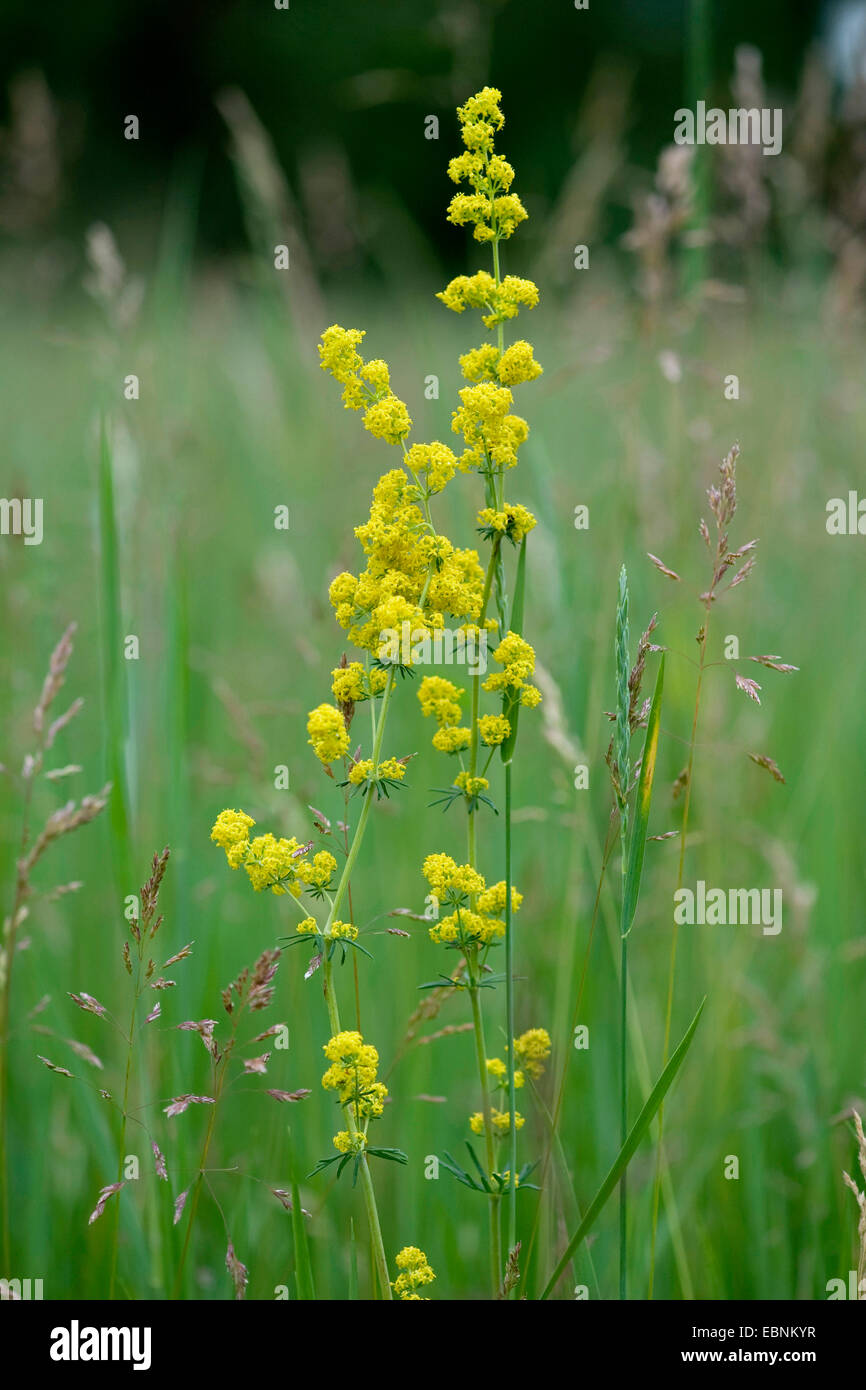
[291,1180,316,1300]
[97,419,133,894]
[539,994,706,1300]
[622,654,665,937]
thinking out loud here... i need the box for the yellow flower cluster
[460,339,542,387]
[451,382,528,474]
[453,771,488,796]
[321,1031,388,1138]
[514,1027,552,1080]
[482,630,541,708]
[422,854,522,946]
[470,1108,525,1136]
[327,469,485,655]
[210,810,337,897]
[487,1056,525,1089]
[331,662,389,707]
[393,1246,436,1300]
[437,271,539,328]
[296,850,339,890]
[333,1130,367,1155]
[210,808,255,869]
[318,325,412,444]
[418,675,463,727]
[432,725,471,753]
[477,713,511,746]
[347,756,406,787]
[296,915,356,941]
[405,441,457,497]
[444,87,527,244]
[477,503,537,544]
[307,703,350,765]
[422,853,485,900]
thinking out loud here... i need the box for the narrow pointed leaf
[622,655,664,938]
[540,994,705,1300]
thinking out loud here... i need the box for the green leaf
[500,536,528,764]
[539,993,706,1300]
[622,655,665,938]
[290,1178,316,1300]
[366,1146,409,1165]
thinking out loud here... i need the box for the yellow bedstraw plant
[211,87,548,1300]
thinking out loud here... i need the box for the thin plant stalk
[504,761,517,1260]
[614,566,630,1301]
[468,979,501,1295]
[648,616,708,1297]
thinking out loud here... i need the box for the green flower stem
[324,671,395,932]
[469,975,502,1296]
[322,953,392,1300]
[619,801,629,1301]
[462,534,506,1296]
[108,960,141,1300]
[648,617,709,1297]
[308,677,397,1300]
[504,761,517,1267]
[0,758,39,1271]
[173,1008,239,1298]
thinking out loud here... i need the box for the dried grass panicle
[139,846,170,937]
[497,1242,522,1299]
[842,1110,866,1296]
[33,622,77,738]
[19,784,111,878]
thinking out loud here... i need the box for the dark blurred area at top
[5,0,866,310]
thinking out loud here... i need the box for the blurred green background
[1,0,865,1301]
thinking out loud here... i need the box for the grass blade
[540,994,706,1300]
[622,654,665,938]
[290,1179,315,1300]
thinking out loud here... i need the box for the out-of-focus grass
[1,254,864,1300]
